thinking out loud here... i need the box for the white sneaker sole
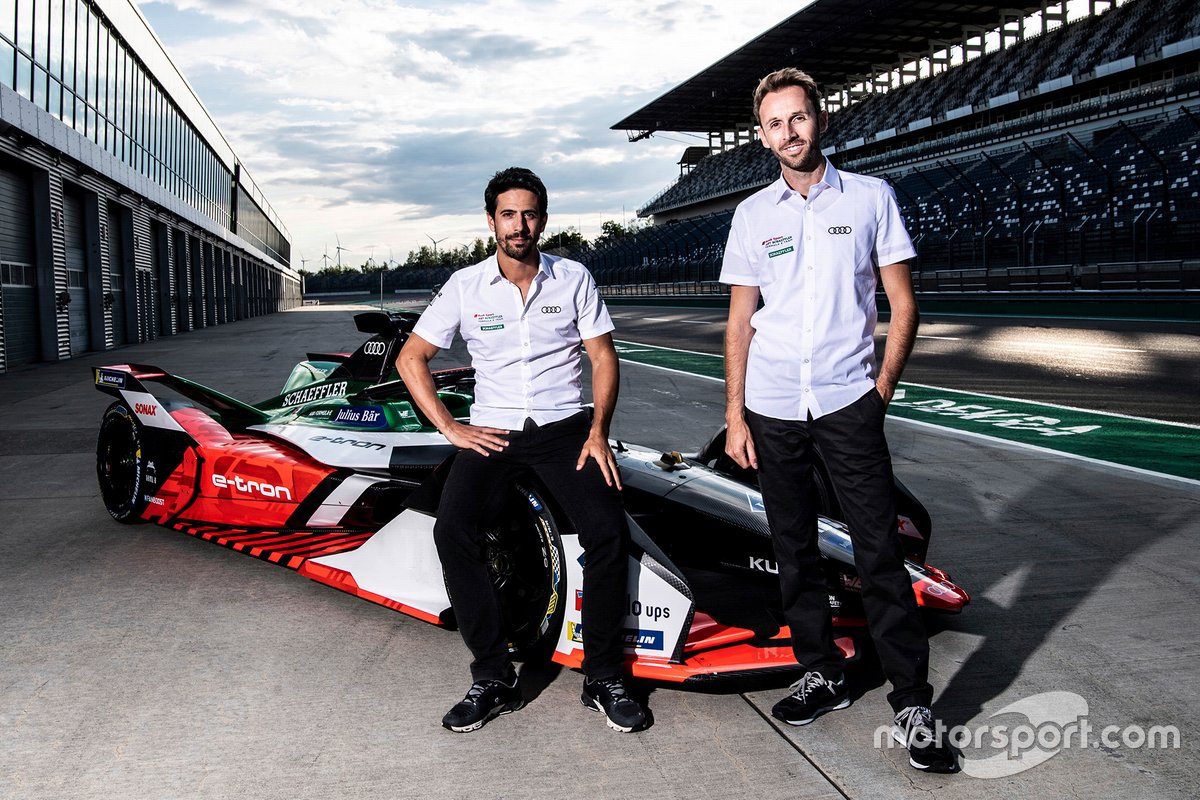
[444,700,525,733]
[777,696,852,726]
[891,728,959,771]
[582,697,642,732]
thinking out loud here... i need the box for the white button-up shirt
[413,252,614,429]
[719,160,917,420]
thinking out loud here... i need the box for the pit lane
[0,304,1196,799]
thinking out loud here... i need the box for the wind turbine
[426,234,448,257]
[334,235,349,268]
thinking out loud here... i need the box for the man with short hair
[720,68,958,773]
[397,166,646,734]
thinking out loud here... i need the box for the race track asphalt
[1,304,1196,799]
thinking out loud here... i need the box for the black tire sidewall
[505,481,567,661]
[96,403,148,523]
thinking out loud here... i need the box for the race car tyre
[809,459,840,521]
[96,402,150,524]
[484,482,566,660]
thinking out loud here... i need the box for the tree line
[303,220,643,276]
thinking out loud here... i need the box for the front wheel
[96,403,150,524]
[483,482,566,660]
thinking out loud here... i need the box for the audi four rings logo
[363,341,386,356]
[828,226,853,235]
[541,306,561,314]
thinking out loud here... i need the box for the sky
[134,0,804,271]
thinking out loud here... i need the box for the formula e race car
[92,311,968,684]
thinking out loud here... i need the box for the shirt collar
[771,157,842,203]
[486,251,554,285]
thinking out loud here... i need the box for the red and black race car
[93,310,968,684]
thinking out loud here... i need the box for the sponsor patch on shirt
[473,312,503,323]
[761,234,795,258]
[474,311,504,331]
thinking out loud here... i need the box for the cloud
[398,28,571,66]
[134,0,798,262]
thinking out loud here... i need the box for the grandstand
[593,0,1200,301]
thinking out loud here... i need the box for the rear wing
[325,311,422,386]
[93,364,272,431]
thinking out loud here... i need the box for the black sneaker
[771,670,851,725]
[892,706,960,773]
[581,676,647,732]
[441,677,524,733]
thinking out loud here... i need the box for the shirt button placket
[801,210,816,416]
[519,312,533,414]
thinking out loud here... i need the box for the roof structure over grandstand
[586,0,1200,289]
[612,0,1047,135]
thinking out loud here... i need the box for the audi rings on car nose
[364,341,386,355]
[827,226,853,235]
[540,305,561,314]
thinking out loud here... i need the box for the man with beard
[720,69,958,773]
[397,167,646,734]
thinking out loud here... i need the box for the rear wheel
[483,482,566,660]
[808,457,840,520]
[96,403,149,524]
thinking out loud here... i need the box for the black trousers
[746,389,933,712]
[433,412,628,683]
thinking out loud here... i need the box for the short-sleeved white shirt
[413,252,614,430]
[719,160,917,421]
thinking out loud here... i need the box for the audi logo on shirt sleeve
[827,226,853,235]
[540,306,562,314]
[363,341,386,356]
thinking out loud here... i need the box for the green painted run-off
[614,340,1200,482]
